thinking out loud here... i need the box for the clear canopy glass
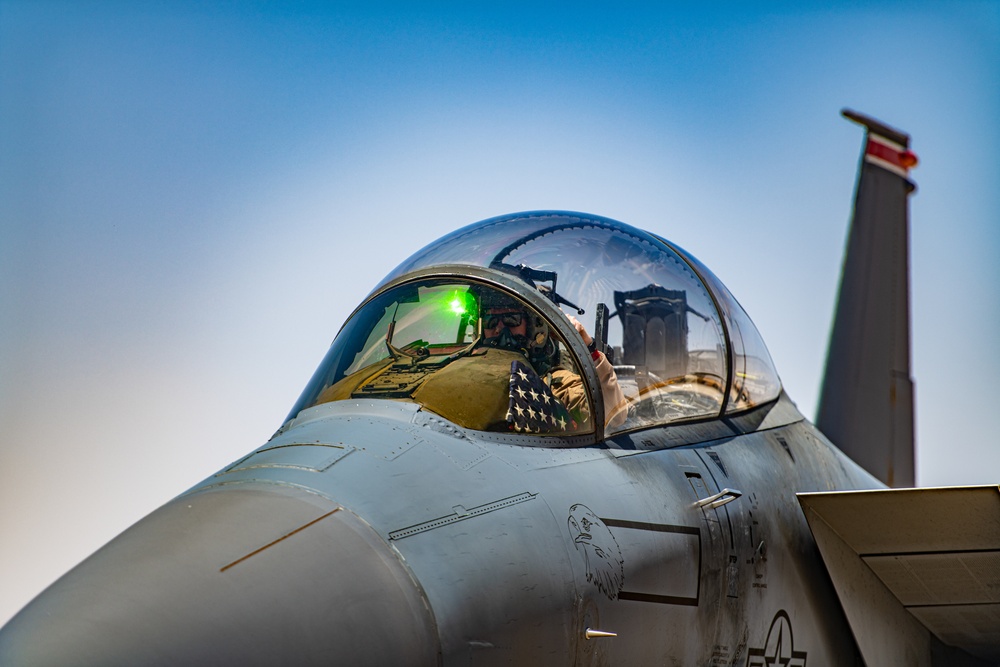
[289,212,782,440]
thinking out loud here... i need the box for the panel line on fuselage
[602,517,702,606]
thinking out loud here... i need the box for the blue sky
[2,1,998,625]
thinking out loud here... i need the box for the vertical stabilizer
[816,109,918,487]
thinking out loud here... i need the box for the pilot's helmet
[479,287,559,374]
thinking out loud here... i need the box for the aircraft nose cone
[0,483,439,666]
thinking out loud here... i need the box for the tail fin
[815,109,918,487]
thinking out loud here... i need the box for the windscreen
[287,279,593,435]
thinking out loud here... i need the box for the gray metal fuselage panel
[186,396,879,665]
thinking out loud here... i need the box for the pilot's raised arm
[567,315,627,429]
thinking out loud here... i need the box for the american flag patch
[506,360,575,433]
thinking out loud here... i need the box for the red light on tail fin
[865,135,919,177]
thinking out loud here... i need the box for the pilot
[481,295,627,429]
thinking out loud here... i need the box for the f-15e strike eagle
[3,110,997,666]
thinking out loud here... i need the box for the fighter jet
[2,110,997,666]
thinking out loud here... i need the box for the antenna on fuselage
[816,109,918,488]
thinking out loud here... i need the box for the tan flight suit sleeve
[593,352,628,428]
[549,369,591,431]
[550,352,627,431]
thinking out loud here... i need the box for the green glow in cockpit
[445,290,477,320]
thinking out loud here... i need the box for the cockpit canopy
[288,212,781,442]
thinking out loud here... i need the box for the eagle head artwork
[567,504,624,600]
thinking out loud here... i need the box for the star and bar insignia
[506,360,575,433]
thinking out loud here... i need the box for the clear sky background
[1,1,997,626]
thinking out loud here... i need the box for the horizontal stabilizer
[799,487,1000,666]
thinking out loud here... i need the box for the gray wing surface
[799,487,1000,666]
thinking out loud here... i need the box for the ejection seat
[614,285,691,382]
[612,284,709,424]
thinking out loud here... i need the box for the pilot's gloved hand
[567,315,593,347]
